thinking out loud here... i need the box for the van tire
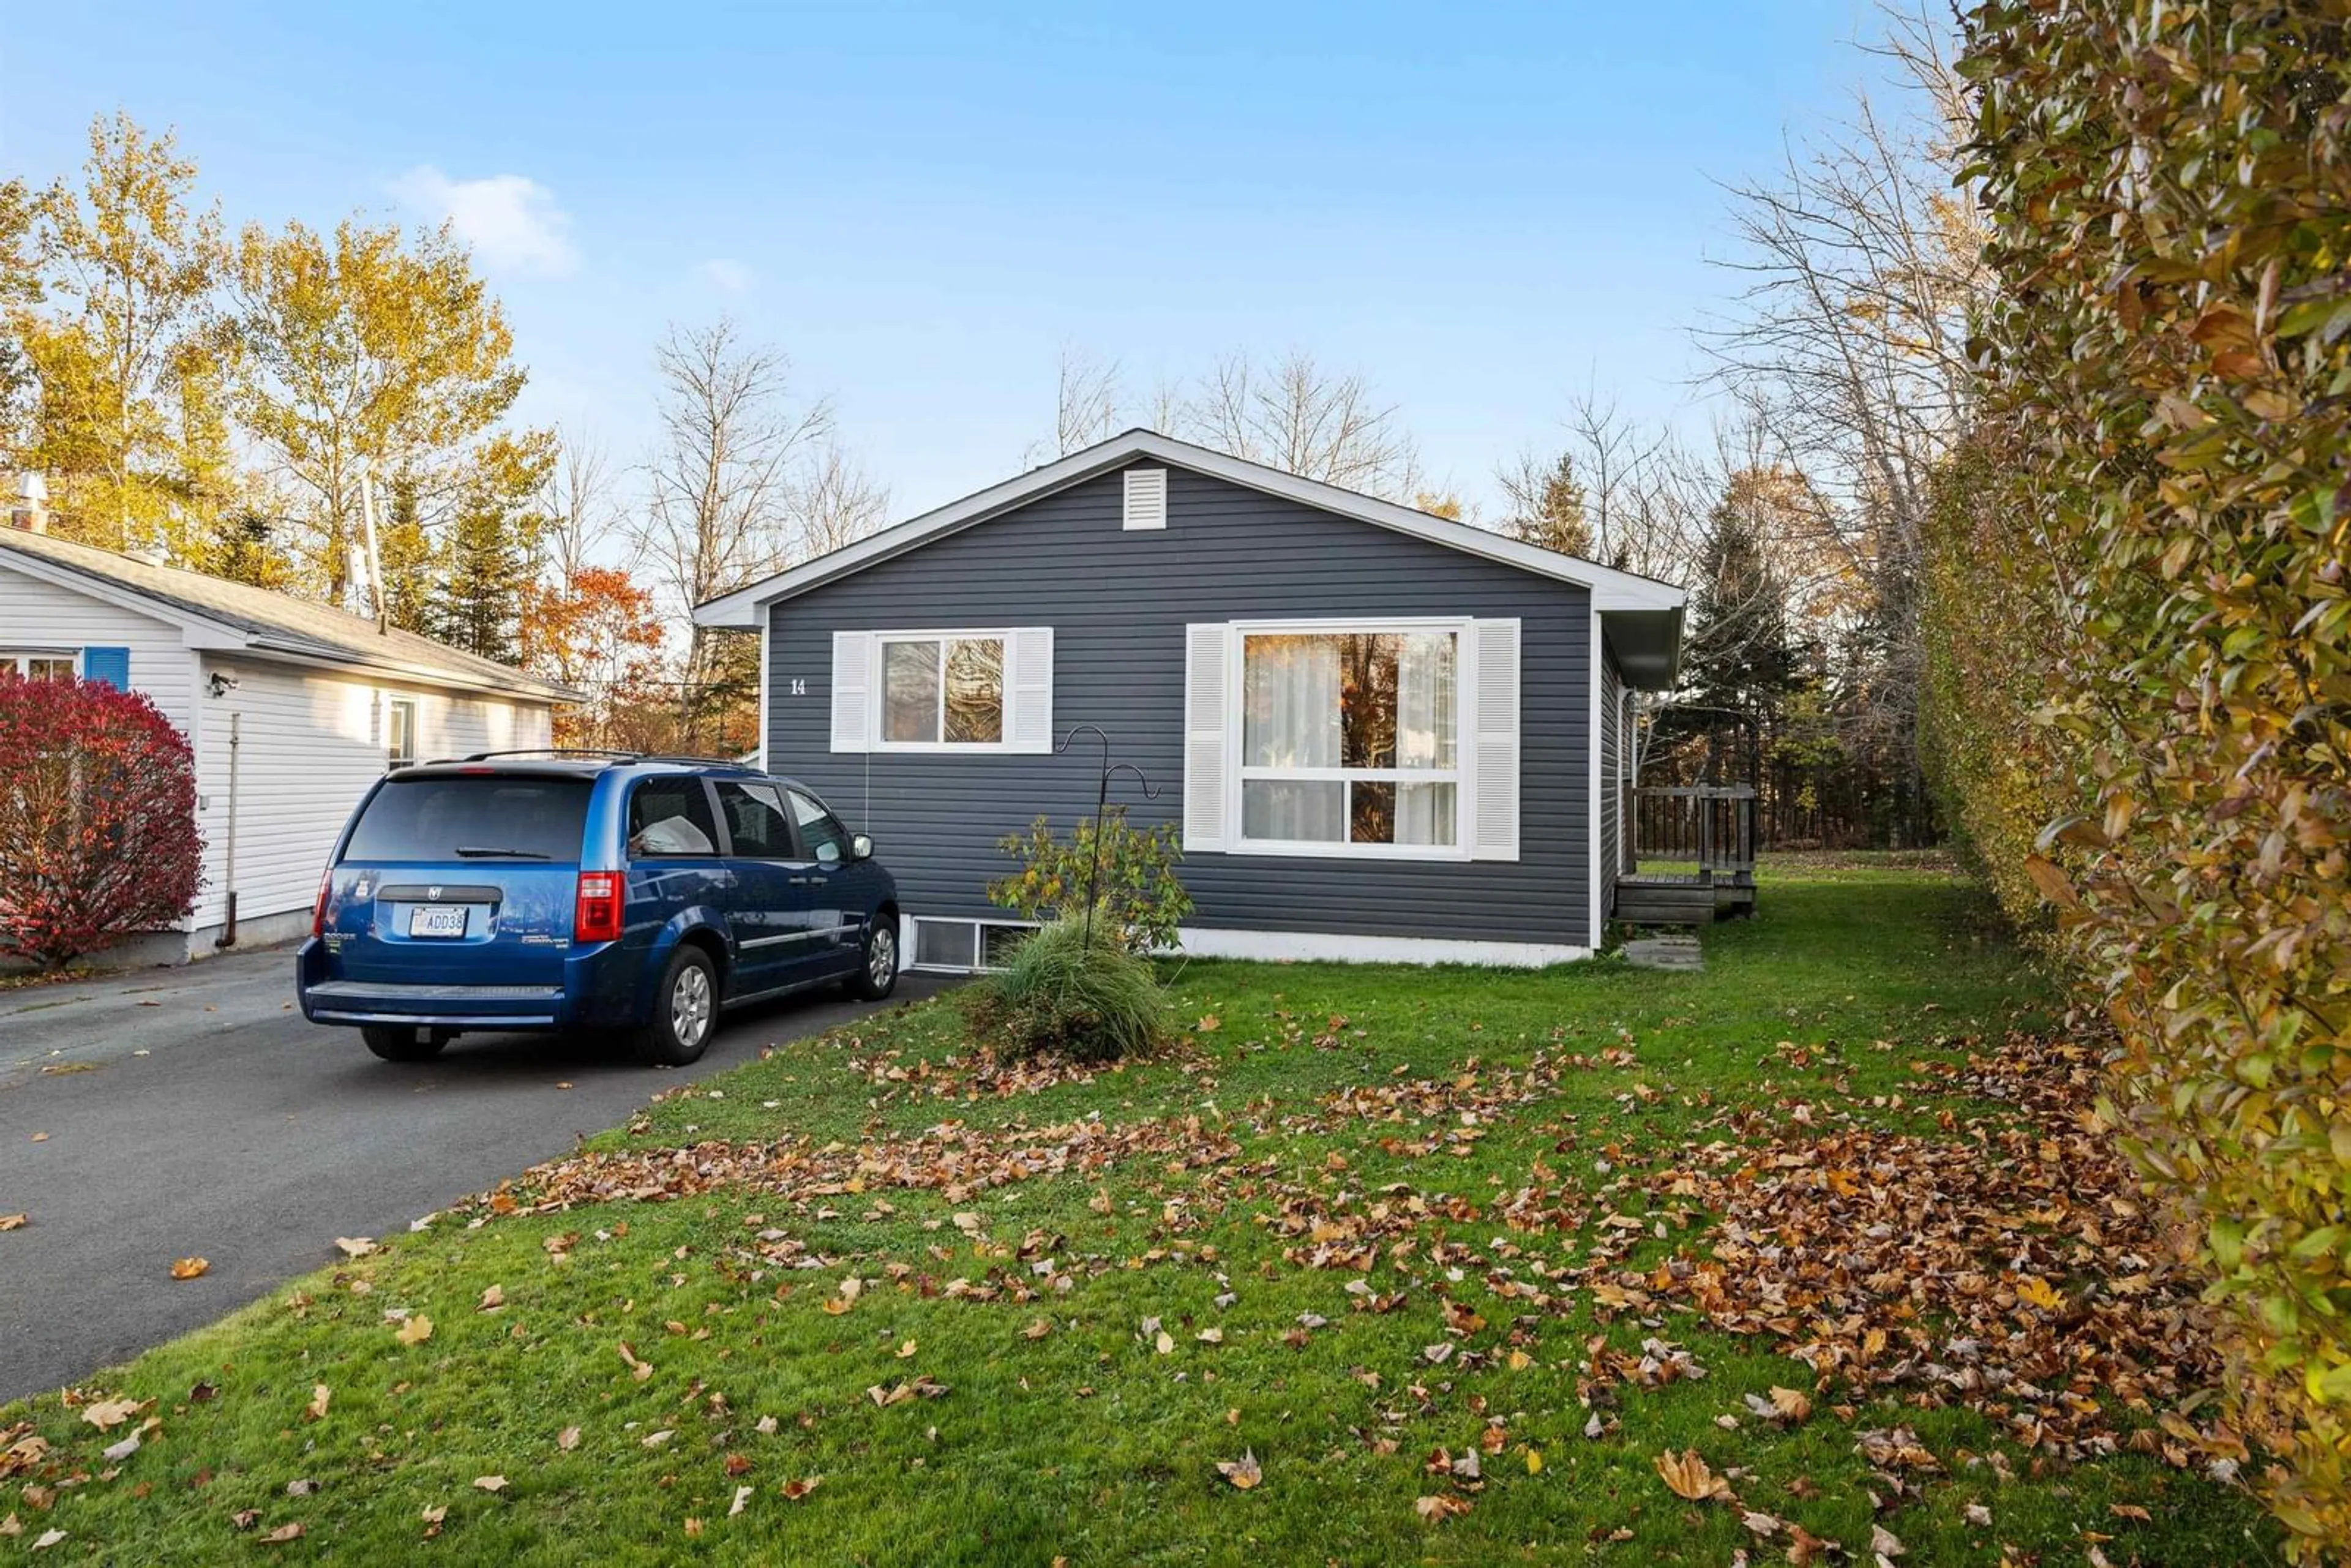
[362,1025,446,1062]
[637,945,719,1067]
[847,915,899,1002]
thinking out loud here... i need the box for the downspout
[214,711,240,948]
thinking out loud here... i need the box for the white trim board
[1588,610,1603,950]
[1174,926,1589,969]
[695,429,1687,628]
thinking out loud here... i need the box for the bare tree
[637,317,831,743]
[536,428,626,587]
[1052,346,1122,457]
[1177,349,1420,499]
[1693,0,1988,811]
[791,440,890,559]
[1144,375,1185,437]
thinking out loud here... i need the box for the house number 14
[789,678,807,696]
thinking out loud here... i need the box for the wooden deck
[1615,786,1758,927]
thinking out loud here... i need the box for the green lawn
[1,865,2283,1565]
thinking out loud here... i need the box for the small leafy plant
[986,809,1191,955]
[959,914,1168,1064]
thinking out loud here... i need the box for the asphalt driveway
[0,948,946,1405]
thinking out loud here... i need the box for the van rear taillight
[574,872,623,942]
[312,866,334,937]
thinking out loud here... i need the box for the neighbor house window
[879,634,1004,746]
[386,698,418,770]
[1,651,77,680]
[1238,626,1460,855]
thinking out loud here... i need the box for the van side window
[628,778,719,858]
[714,781,793,858]
[786,789,849,866]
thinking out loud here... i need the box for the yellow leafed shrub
[1959,2,2351,1553]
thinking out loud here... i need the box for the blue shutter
[81,647,130,691]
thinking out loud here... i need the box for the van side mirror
[850,833,874,861]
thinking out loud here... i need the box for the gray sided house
[695,430,1684,972]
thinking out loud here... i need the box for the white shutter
[830,631,872,752]
[1467,618,1521,861]
[1123,468,1168,530]
[1007,626,1055,753]
[1183,623,1232,851]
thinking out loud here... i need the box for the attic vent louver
[1123,468,1168,531]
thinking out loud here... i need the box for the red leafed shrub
[0,672,203,967]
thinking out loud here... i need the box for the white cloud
[389,165,579,277]
[694,257,754,294]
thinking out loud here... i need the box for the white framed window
[830,628,1054,754]
[386,697,418,770]
[908,916,1038,973]
[1185,617,1521,863]
[1,650,78,680]
[882,633,1003,746]
[1232,621,1464,860]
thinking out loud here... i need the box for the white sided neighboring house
[0,527,583,967]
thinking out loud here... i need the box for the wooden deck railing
[1629,785,1758,886]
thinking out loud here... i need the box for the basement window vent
[1123,468,1168,531]
[909,917,1038,973]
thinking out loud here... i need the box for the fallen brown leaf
[1215,1450,1262,1490]
[473,1475,508,1494]
[305,1385,329,1422]
[0,1214,26,1231]
[1654,1447,1733,1502]
[781,1476,823,1502]
[1414,1495,1471,1523]
[557,1426,580,1452]
[80,1398,141,1431]
[169,1257,209,1280]
[395,1313,433,1346]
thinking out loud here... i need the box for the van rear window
[342,777,591,863]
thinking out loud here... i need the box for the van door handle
[789,876,814,886]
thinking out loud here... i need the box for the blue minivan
[296,754,899,1066]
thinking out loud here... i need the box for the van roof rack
[454,748,642,763]
[450,748,762,770]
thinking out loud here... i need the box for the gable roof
[692,429,1687,686]
[0,527,582,703]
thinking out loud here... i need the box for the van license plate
[409,906,467,939]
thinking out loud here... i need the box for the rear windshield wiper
[452,846,552,860]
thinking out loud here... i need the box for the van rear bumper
[296,939,641,1031]
[301,980,566,1028]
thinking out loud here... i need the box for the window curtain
[1243,636,1344,841]
[1395,634,1457,845]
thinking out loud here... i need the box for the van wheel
[848,917,898,1002]
[362,1025,446,1062]
[637,945,719,1067]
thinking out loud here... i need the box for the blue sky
[2,0,1884,520]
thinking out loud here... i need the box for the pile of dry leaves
[1570,1032,2238,1469]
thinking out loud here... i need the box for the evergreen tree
[1673,471,1804,782]
[429,431,552,661]
[198,507,298,591]
[1500,451,1592,557]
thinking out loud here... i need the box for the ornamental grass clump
[960,914,1169,1064]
